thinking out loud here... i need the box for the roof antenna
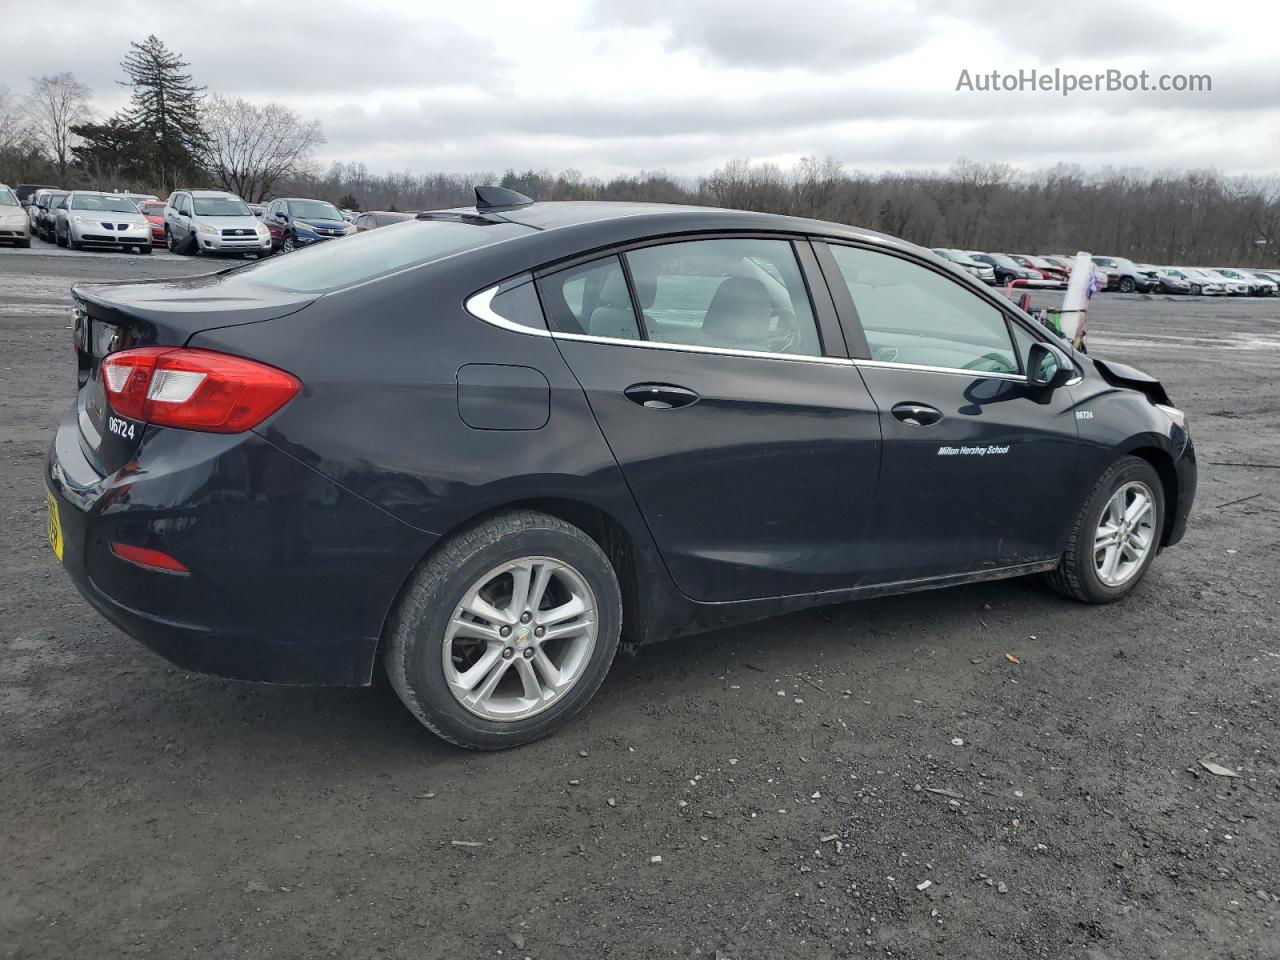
[474,185,534,210]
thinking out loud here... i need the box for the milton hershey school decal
[937,445,1011,457]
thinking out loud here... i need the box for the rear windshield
[142,202,166,215]
[194,197,252,216]
[224,218,531,294]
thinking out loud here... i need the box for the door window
[625,238,822,357]
[828,245,1019,374]
[541,257,642,341]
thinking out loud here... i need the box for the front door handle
[624,383,699,409]
[891,402,942,426]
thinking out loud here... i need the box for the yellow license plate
[46,489,64,561]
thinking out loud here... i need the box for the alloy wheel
[442,556,598,722]
[1093,480,1157,587]
[282,236,295,253]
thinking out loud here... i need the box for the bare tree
[25,73,92,180]
[202,95,325,201]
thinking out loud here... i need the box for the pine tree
[118,35,207,191]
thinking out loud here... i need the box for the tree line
[290,158,1280,266]
[2,37,1277,265]
[0,35,324,200]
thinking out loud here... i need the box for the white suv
[164,190,272,257]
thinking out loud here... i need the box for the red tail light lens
[101,347,301,433]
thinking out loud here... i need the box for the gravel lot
[1,248,1277,959]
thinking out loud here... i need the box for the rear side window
[625,238,822,357]
[541,257,641,340]
[828,245,1018,374]
[226,219,531,294]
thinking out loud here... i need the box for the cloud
[2,0,504,102]
[586,0,928,70]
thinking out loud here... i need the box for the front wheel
[384,511,622,750]
[1118,276,1136,293]
[1047,456,1164,603]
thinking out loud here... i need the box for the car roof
[429,200,924,256]
[187,190,241,198]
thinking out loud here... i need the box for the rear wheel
[384,511,622,750]
[1047,456,1163,603]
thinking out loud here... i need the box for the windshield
[223,218,531,294]
[142,202,166,216]
[990,254,1022,269]
[288,200,343,222]
[0,188,18,207]
[71,194,142,213]
[193,197,252,217]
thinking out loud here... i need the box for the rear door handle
[624,383,700,409]
[891,402,942,426]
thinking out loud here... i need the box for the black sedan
[45,188,1197,750]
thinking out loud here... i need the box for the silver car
[164,189,272,257]
[0,184,32,248]
[55,191,151,253]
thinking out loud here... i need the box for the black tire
[137,244,151,255]
[280,233,295,254]
[1118,276,1136,293]
[1046,456,1164,604]
[16,238,30,248]
[1190,284,1201,295]
[384,510,622,750]
[68,235,81,251]
[55,230,67,248]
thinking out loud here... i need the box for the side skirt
[649,559,1060,646]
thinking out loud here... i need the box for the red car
[1012,254,1068,288]
[139,200,167,246]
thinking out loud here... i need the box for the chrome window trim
[465,283,1032,379]
[854,359,1026,382]
[464,285,553,337]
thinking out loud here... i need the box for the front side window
[828,245,1019,375]
[625,238,822,357]
[541,257,641,341]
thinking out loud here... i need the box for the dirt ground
[1,249,1277,960]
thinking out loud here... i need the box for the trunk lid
[72,273,314,474]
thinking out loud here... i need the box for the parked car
[1169,268,1224,296]
[31,190,68,242]
[0,183,32,247]
[263,197,355,252]
[1044,255,1110,291]
[14,183,57,207]
[1215,267,1276,296]
[354,210,415,232]
[1203,269,1250,296]
[138,200,167,246]
[54,191,151,253]
[248,203,266,218]
[1250,269,1280,290]
[125,193,160,209]
[1146,267,1191,294]
[966,252,1041,285]
[164,189,273,257]
[1092,257,1156,293]
[45,188,1197,749]
[1011,254,1068,287]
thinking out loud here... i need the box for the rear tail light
[101,347,300,433]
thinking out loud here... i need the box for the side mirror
[274,212,287,221]
[1027,342,1073,389]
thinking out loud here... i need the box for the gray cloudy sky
[7,0,1278,177]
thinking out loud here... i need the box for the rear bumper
[45,406,433,685]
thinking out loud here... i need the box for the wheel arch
[1120,444,1178,546]
[372,496,657,677]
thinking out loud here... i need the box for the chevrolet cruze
[45,189,1197,750]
